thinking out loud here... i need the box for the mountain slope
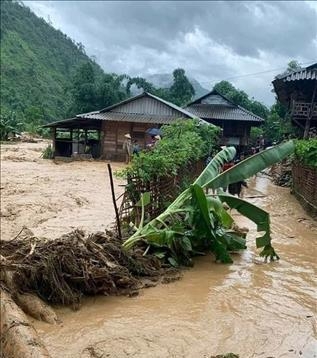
[0,1,104,121]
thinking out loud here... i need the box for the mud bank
[34,177,316,358]
[0,141,126,241]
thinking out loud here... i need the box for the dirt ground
[1,140,126,241]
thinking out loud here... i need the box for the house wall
[101,121,158,160]
[206,119,252,146]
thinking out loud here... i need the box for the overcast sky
[26,1,317,106]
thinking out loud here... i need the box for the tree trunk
[0,290,51,358]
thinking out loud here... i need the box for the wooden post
[303,81,317,139]
[52,127,56,157]
[107,163,122,239]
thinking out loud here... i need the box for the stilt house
[272,63,317,138]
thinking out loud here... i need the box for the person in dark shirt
[132,140,141,156]
[227,158,248,197]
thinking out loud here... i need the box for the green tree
[1,1,105,122]
[126,77,156,95]
[169,68,195,106]
[68,62,98,115]
[96,74,128,108]
[0,111,23,140]
[286,60,302,73]
[23,106,45,134]
[213,81,269,119]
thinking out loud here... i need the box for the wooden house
[272,63,317,138]
[44,92,201,160]
[185,90,264,151]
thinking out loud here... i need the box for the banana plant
[123,141,295,263]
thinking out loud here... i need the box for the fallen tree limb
[0,289,51,358]
[15,293,59,324]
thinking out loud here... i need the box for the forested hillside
[0,0,104,122]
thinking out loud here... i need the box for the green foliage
[168,68,195,106]
[67,65,128,116]
[126,77,156,95]
[125,69,195,106]
[204,141,295,190]
[214,80,300,144]
[261,104,298,144]
[120,119,220,181]
[250,127,264,146]
[0,111,23,140]
[276,60,302,78]
[41,144,54,159]
[213,81,269,119]
[97,73,128,108]
[123,141,295,264]
[67,62,98,114]
[217,194,278,260]
[294,139,317,167]
[1,1,104,122]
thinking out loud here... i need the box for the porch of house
[45,118,103,159]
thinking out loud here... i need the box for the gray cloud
[26,1,317,105]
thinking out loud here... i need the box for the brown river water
[33,175,316,358]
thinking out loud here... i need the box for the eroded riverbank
[33,176,316,358]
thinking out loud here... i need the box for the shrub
[41,144,54,159]
[294,139,317,167]
[118,119,220,181]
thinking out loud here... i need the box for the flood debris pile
[1,229,176,307]
[269,157,292,187]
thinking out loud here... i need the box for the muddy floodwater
[1,142,316,357]
[34,178,316,357]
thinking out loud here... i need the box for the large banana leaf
[217,193,279,260]
[194,146,236,187]
[207,141,295,190]
[123,141,294,261]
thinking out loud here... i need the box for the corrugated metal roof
[276,63,317,82]
[77,92,199,120]
[185,90,264,122]
[79,112,188,124]
[76,92,213,126]
[185,104,264,122]
[42,117,102,128]
[144,92,199,119]
[44,92,213,128]
[187,89,237,107]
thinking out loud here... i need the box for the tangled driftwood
[269,158,292,187]
[0,229,175,308]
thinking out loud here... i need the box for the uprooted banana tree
[123,140,295,265]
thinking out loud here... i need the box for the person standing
[132,140,141,156]
[123,133,132,163]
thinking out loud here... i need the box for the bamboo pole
[107,163,122,239]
